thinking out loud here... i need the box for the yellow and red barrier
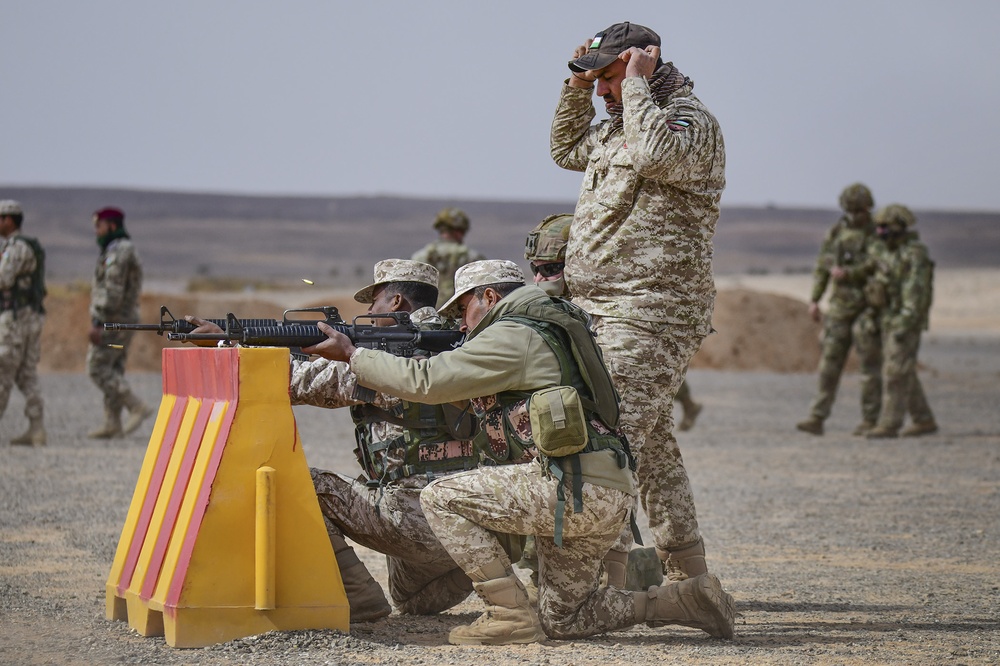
[105,347,349,648]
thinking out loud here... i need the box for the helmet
[839,183,874,213]
[525,214,573,262]
[874,204,916,228]
[433,207,470,232]
[0,199,24,216]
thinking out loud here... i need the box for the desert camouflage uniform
[866,232,935,431]
[411,240,486,308]
[805,217,882,423]
[88,237,142,414]
[0,232,45,423]
[550,72,724,553]
[351,285,643,638]
[290,306,476,614]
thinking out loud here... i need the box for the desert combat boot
[902,420,939,437]
[122,392,155,435]
[448,560,545,645]
[636,573,736,638]
[796,416,824,435]
[11,417,46,447]
[88,408,123,439]
[329,533,391,622]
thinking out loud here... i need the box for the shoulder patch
[667,118,691,132]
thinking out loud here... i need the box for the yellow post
[255,466,276,611]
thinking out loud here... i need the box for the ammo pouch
[528,386,588,458]
[864,279,887,308]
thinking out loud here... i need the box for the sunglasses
[530,262,565,278]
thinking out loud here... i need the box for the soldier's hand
[568,40,596,88]
[88,324,103,346]
[302,321,357,362]
[808,302,821,323]
[621,45,660,79]
[180,315,224,347]
[830,266,847,281]
[184,316,224,335]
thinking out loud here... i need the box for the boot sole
[448,628,546,646]
[694,574,736,639]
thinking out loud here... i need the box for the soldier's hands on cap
[301,321,356,362]
[621,45,660,78]
[568,39,597,88]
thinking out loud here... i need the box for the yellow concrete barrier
[105,347,349,647]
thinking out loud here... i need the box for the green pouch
[529,386,589,457]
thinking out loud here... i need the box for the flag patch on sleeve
[667,119,691,132]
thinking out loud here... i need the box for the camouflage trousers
[875,325,935,430]
[0,309,44,421]
[310,468,473,614]
[808,309,882,424]
[86,328,135,413]
[591,315,704,551]
[420,458,640,639]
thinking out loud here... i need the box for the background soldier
[87,207,152,438]
[551,21,725,582]
[410,207,486,307]
[864,205,938,438]
[0,200,47,446]
[796,183,882,436]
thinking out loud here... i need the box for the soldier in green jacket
[863,205,938,438]
[797,183,883,436]
[303,260,734,645]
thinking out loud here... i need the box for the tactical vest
[350,332,480,486]
[0,235,46,314]
[470,296,636,546]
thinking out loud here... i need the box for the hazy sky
[3,1,999,211]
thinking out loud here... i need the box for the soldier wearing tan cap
[187,259,480,622]
[303,260,734,645]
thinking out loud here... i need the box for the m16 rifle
[104,305,345,336]
[168,311,465,402]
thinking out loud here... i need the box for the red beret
[94,207,125,223]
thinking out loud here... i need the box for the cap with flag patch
[569,22,661,73]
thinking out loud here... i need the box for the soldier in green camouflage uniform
[551,22,724,581]
[87,207,153,438]
[863,205,938,438]
[303,260,735,645]
[410,207,486,308]
[0,200,47,446]
[796,184,882,436]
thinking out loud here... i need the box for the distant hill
[3,186,997,284]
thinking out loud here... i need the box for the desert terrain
[1,187,998,664]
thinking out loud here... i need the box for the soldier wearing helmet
[0,199,47,446]
[411,207,486,308]
[863,204,937,438]
[796,183,883,436]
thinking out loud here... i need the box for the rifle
[104,305,344,336]
[168,311,465,402]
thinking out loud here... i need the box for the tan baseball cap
[353,259,439,304]
[0,200,24,216]
[439,260,525,317]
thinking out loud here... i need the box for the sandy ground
[1,273,999,665]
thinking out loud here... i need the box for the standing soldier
[0,200,47,446]
[87,207,153,438]
[411,207,486,308]
[796,183,882,436]
[551,21,725,583]
[864,205,938,438]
